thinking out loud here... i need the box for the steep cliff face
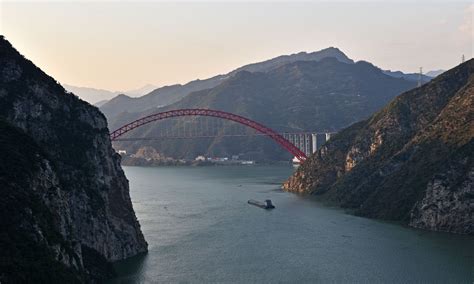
[0,36,147,281]
[283,60,474,234]
[1,120,88,282]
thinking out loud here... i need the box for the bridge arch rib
[110,108,307,162]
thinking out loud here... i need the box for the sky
[0,1,472,91]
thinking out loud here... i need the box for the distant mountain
[63,84,118,104]
[125,83,157,96]
[383,70,432,83]
[425,69,445,77]
[283,60,473,234]
[113,58,417,161]
[100,47,355,121]
[63,83,157,105]
[232,47,354,73]
[101,76,228,122]
[94,99,109,107]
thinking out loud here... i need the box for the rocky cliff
[0,36,147,282]
[283,59,473,234]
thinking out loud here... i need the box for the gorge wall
[0,36,147,282]
[283,60,474,235]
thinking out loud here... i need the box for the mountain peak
[233,46,354,75]
[312,46,348,55]
[115,93,131,99]
[305,46,353,63]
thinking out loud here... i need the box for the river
[109,165,473,283]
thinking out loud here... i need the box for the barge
[248,199,275,209]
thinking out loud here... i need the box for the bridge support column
[299,134,305,156]
[287,134,293,147]
[304,134,311,156]
[311,133,317,153]
[296,134,300,154]
[325,133,332,142]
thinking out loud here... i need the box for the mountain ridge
[113,57,417,161]
[63,83,157,104]
[101,47,432,130]
[100,47,356,120]
[283,59,473,234]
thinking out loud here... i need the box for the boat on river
[248,199,275,209]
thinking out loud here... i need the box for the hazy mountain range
[425,69,445,77]
[62,83,157,105]
[99,47,442,123]
[99,47,354,121]
[69,48,442,114]
[382,70,432,83]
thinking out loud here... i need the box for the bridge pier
[325,132,332,141]
[312,133,317,154]
[308,132,336,155]
[304,134,311,157]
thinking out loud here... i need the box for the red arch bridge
[110,109,335,162]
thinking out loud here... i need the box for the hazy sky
[0,1,472,91]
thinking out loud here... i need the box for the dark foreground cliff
[283,60,474,235]
[0,36,147,282]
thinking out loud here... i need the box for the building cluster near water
[195,155,255,165]
[115,149,256,165]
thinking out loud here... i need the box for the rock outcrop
[0,36,147,282]
[283,59,474,234]
[120,146,189,166]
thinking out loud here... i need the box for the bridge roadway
[113,132,330,141]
